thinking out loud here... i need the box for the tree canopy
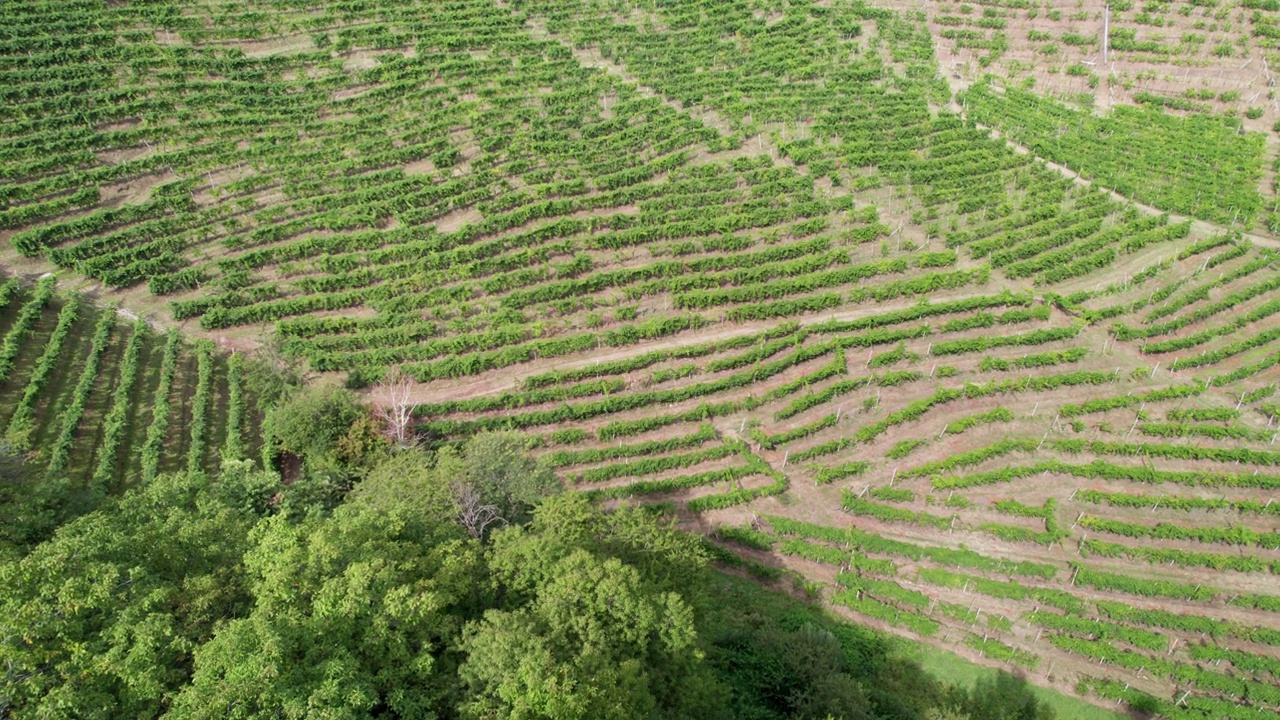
[0,417,1055,720]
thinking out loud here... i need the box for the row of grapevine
[0,278,259,493]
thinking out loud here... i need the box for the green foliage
[548,427,590,445]
[0,277,21,309]
[222,353,247,461]
[870,486,915,502]
[446,430,561,527]
[766,515,1057,578]
[855,370,1114,446]
[843,493,953,529]
[5,294,81,450]
[944,406,1013,435]
[1055,634,1280,707]
[1115,258,1280,338]
[963,78,1265,225]
[1078,515,1280,548]
[140,330,181,483]
[963,634,1039,670]
[584,465,759,503]
[170,500,486,719]
[700,539,783,581]
[460,551,709,718]
[4,2,1277,716]
[702,574,949,720]
[0,465,279,717]
[1070,563,1215,601]
[0,437,1085,720]
[1080,537,1274,574]
[932,323,1083,355]
[575,443,738,483]
[831,586,941,637]
[1095,599,1280,646]
[684,450,788,512]
[460,493,722,718]
[0,442,65,560]
[242,349,306,413]
[715,524,775,551]
[186,342,215,473]
[870,342,919,368]
[349,447,458,519]
[792,437,854,462]
[262,385,364,470]
[545,424,716,467]
[0,276,55,384]
[1077,488,1280,515]
[90,320,146,492]
[886,438,927,459]
[919,567,1085,614]
[950,671,1055,719]
[45,308,116,482]
[978,349,1086,372]
[815,461,872,485]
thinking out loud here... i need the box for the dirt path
[0,246,266,353]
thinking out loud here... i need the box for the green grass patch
[909,643,1125,720]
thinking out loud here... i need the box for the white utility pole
[1102,5,1110,66]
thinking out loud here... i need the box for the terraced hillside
[923,0,1280,126]
[917,0,1280,232]
[1,0,1278,716]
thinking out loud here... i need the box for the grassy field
[913,643,1126,720]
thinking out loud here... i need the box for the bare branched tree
[453,482,503,539]
[372,366,416,448]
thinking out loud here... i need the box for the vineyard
[919,0,1280,129]
[0,274,257,498]
[2,0,1279,717]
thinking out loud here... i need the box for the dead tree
[372,366,416,448]
[454,482,503,539]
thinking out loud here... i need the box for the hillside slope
[0,0,1277,716]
